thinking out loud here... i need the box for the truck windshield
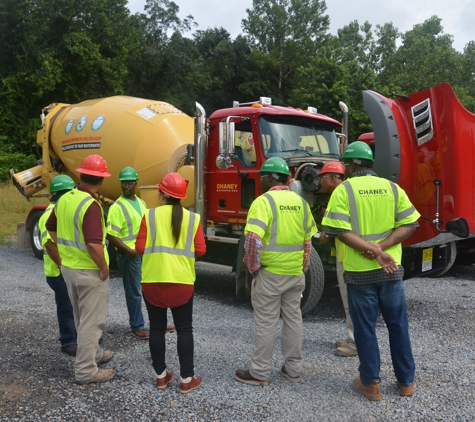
[258,115,340,158]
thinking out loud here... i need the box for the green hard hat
[340,141,374,162]
[258,157,290,176]
[50,175,75,193]
[119,166,139,181]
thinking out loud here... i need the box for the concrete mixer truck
[10,82,475,314]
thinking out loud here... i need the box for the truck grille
[411,99,434,145]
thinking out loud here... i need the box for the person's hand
[128,249,139,259]
[375,251,399,273]
[319,232,328,245]
[99,268,109,281]
[361,243,382,260]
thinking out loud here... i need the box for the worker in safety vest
[235,157,317,386]
[106,167,175,339]
[39,175,77,357]
[46,154,115,385]
[322,142,420,401]
[317,161,357,358]
[135,173,206,394]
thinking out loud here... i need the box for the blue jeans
[347,280,415,386]
[116,252,145,331]
[46,274,77,347]
[144,295,194,378]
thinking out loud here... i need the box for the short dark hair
[80,173,103,185]
[272,173,288,184]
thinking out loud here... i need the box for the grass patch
[0,182,49,244]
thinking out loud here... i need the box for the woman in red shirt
[136,173,206,394]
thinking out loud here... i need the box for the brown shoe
[156,370,174,390]
[166,325,176,334]
[353,377,381,401]
[234,369,268,386]
[77,369,116,385]
[335,346,358,357]
[98,350,113,365]
[397,382,415,397]
[279,365,300,383]
[179,375,202,394]
[132,329,149,340]
[335,338,349,348]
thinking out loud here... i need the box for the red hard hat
[320,161,345,176]
[158,173,187,199]
[76,154,111,177]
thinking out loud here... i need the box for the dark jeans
[46,274,77,347]
[144,295,194,378]
[347,280,415,386]
[116,251,145,331]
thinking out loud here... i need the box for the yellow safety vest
[39,204,60,277]
[322,175,420,272]
[244,190,317,275]
[141,205,200,285]
[56,189,109,269]
[106,195,147,248]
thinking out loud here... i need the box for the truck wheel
[28,211,44,260]
[425,241,457,278]
[301,247,325,315]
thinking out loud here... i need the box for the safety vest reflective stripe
[56,196,92,251]
[260,193,305,253]
[107,221,122,233]
[397,206,416,221]
[389,181,398,221]
[144,209,196,258]
[116,201,136,241]
[247,218,267,232]
[324,211,350,222]
[343,182,360,236]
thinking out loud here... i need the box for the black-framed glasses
[121,181,137,186]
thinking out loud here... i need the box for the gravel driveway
[1,244,475,421]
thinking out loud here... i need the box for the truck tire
[301,248,325,315]
[28,211,44,260]
[425,241,457,278]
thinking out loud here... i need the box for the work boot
[397,382,415,397]
[353,377,381,401]
[97,350,113,365]
[335,346,358,357]
[279,365,300,383]
[179,375,202,394]
[234,369,268,386]
[132,329,150,340]
[335,338,349,348]
[61,343,77,357]
[156,369,174,390]
[76,369,116,385]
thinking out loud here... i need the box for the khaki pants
[62,266,109,381]
[250,269,305,381]
[336,259,356,349]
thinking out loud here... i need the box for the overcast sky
[127,0,472,53]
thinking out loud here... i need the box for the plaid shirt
[243,186,312,275]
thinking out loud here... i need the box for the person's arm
[194,223,206,257]
[378,226,416,251]
[337,232,399,273]
[243,232,262,277]
[303,238,312,273]
[46,211,58,243]
[44,240,61,267]
[86,243,109,281]
[106,234,138,259]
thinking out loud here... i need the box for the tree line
[1,0,474,181]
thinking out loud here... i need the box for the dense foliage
[0,0,473,181]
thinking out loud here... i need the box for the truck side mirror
[218,121,235,154]
[216,154,232,170]
[446,218,469,239]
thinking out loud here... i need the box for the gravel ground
[1,244,475,421]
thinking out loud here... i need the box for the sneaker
[61,343,77,357]
[156,369,175,390]
[279,365,300,383]
[335,346,358,357]
[335,338,349,348]
[166,326,176,334]
[234,369,268,386]
[98,350,113,365]
[353,377,381,401]
[77,369,116,385]
[180,375,202,394]
[397,382,415,397]
[132,329,150,340]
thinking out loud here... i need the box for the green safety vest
[244,190,317,275]
[322,176,420,272]
[39,204,60,277]
[55,189,109,270]
[141,206,200,285]
[106,195,147,248]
